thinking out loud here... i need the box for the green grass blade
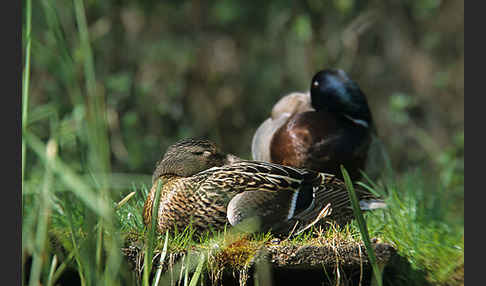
[116,191,137,209]
[69,227,87,286]
[184,257,189,286]
[46,255,58,286]
[341,165,382,286]
[24,131,111,218]
[95,220,103,278]
[143,180,163,285]
[152,230,169,286]
[188,254,205,286]
[28,139,56,286]
[73,0,96,96]
[22,0,32,197]
[72,3,115,282]
[50,250,75,285]
[356,181,381,197]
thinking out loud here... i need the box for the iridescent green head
[310,69,373,128]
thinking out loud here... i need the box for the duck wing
[197,161,375,235]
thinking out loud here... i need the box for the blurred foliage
[23,1,463,284]
[27,0,463,196]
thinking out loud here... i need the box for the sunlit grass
[110,169,464,286]
[23,163,464,285]
[22,0,463,285]
[364,171,464,285]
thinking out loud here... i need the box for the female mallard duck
[143,138,384,235]
[252,69,389,182]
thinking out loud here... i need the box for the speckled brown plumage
[143,139,384,236]
[144,174,231,233]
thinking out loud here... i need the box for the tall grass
[27,138,55,286]
[21,0,32,195]
[22,1,463,285]
[21,0,32,284]
[143,180,162,285]
[341,166,382,286]
[22,0,124,284]
[363,170,464,285]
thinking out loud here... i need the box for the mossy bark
[122,239,400,286]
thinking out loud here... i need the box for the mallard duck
[143,138,384,235]
[252,69,389,181]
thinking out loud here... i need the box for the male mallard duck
[252,69,389,181]
[143,138,384,235]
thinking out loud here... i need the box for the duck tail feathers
[359,199,387,210]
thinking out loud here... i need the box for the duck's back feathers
[145,138,385,236]
[193,161,376,234]
[252,92,312,162]
[271,92,313,118]
[269,110,371,181]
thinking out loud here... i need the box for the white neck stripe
[344,114,369,128]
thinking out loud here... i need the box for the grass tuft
[363,170,464,285]
[341,165,383,286]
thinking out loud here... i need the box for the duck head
[310,69,373,128]
[152,138,231,182]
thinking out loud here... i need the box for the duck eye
[313,81,319,87]
[192,150,212,156]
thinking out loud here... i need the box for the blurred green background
[26,0,463,201]
[22,1,464,284]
